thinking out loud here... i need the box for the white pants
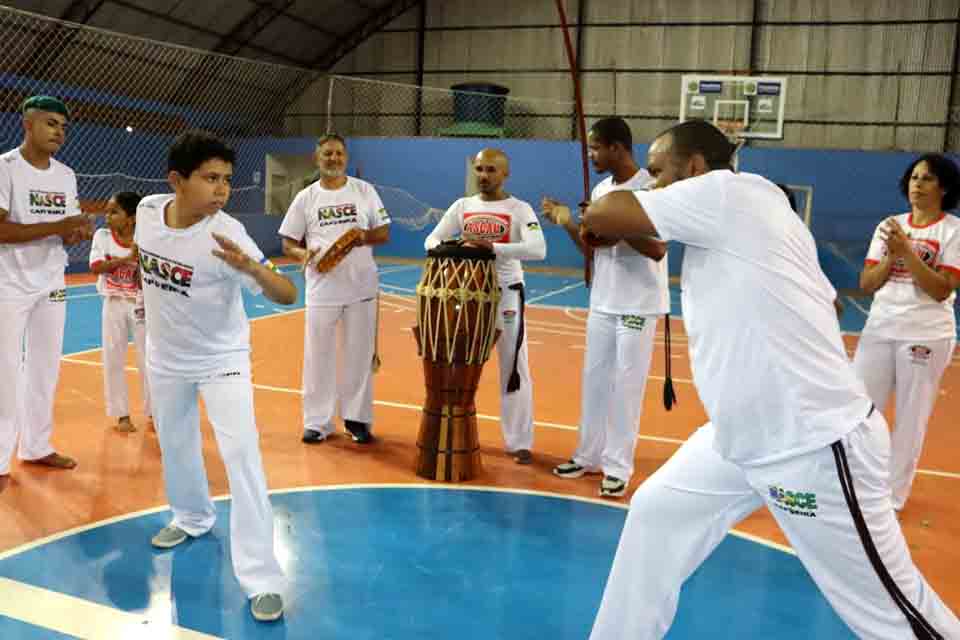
[303,299,376,435]
[0,290,66,475]
[589,414,960,640]
[574,311,657,481]
[496,285,534,452]
[101,296,151,419]
[853,334,955,510]
[150,362,285,598]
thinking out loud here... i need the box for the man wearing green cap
[0,95,93,493]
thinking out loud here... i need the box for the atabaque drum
[413,241,501,481]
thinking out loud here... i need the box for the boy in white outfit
[89,191,151,432]
[136,130,296,622]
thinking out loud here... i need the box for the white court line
[246,379,960,480]
[376,264,421,275]
[526,281,585,304]
[0,480,804,640]
[0,483,797,567]
[0,482,795,635]
[58,299,960,479]
[843,295,870,318]
[380,283,416,293]
[0,577,223,640]
[69,361,958,480]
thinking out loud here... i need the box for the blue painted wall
[39,124,953,291]
[345,138,950,290]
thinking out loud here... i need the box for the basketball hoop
[717,119,747,170]
[716,119,747,144]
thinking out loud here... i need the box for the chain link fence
[322,74,640,142]
[0,5,328,265]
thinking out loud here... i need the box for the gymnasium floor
[1,260,957,639]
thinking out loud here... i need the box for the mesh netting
[0,5,329,264]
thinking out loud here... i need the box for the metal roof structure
[5,0,420,70]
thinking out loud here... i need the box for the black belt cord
[662,312,677,410]
[506,283,525,393]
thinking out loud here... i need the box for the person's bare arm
[623,236,667,261]
[859,256,894,294]
[282,236,312,266]
[880,218,957,301]
[89,254,137,274]
[213,233,297,305]
[361,224,389,246]
[582,191,658,239]
[542,197,588,255]
[0,208,92,244]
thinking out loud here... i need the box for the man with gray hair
[279,134,391,446]
[0,95,94,493]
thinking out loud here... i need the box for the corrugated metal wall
[298,0,960,151]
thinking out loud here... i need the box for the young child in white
[425,148,546,464]
[136,131,297,622]
[89,192,151,432]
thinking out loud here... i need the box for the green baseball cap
[21,95,70,119]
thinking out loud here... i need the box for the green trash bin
[440,82,510,138]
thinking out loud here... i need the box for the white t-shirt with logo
[634,170,872,466]
[89,228,140,299]
[0,148,79,298]
[279,177,389,307]
[134,194,268,378]
[424,195,546,286]
[590,170,670,316]
[862,212,960,341]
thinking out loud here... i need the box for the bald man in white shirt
[425,148,546,464]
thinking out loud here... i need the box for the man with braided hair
[279,134,391,445]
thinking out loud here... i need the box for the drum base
[415,405,482,482]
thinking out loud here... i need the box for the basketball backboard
[680,75,787,140]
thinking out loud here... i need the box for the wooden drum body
[413,243,500,481]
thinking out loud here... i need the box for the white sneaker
[553,460,587,478]
[151,525,189,549]
[599,475,627,498]
[250,593,283,622]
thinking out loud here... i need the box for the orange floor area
[2,290,959,611]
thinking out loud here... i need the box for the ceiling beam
[107,0,306,67]
[213,0,296,56]
[346,0,379,10]
[59,0,108,24]
[311,0,422,70]
[267,5,340,39]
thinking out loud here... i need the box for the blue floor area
[0,488,854,639]
[63,261,871,355]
